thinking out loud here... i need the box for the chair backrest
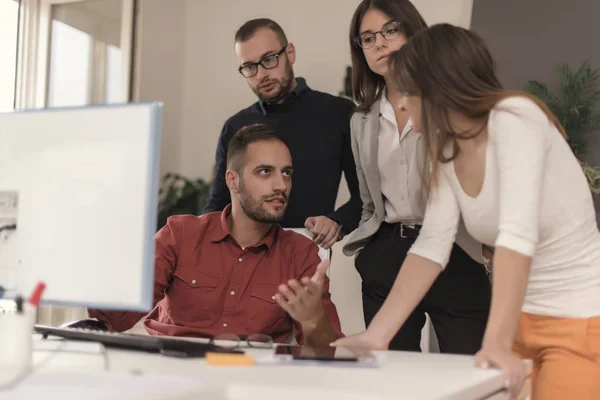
[283,228,330,261]
[283,228,330,344]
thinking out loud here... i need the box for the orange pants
[513,312,600,400]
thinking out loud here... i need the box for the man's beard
[238,179,287,223]
[252,61,295,104]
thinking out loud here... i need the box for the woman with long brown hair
[342,0,491,354]
[334,24,600,399]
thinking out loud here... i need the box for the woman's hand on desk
[475,346,527,399]
[329,330,388,350]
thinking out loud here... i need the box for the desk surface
[23,335,509,400]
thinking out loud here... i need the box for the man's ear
[286,42,296,65]
[225,169,240,193]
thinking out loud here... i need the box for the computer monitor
[0,103,162,312]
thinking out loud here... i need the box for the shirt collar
[379,88,396,126]
[211,204,278,251]
[258,77,308,116]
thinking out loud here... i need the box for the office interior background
[0,0,599,337]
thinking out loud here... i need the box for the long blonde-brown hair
[389,23,566,190]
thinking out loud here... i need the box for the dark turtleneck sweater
[203,78,362,233]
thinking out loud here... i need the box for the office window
[46,0,128,107]
[0,0,19,112]
[105,44,122,103]
[47,20,93,107]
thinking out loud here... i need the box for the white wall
[414,0,474,28]
[136,0,187,176]
[136,0,474,335]
[178,0,362,180]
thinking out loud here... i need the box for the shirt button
[223,323,228,327]
[191,279,196,285]
[400,159,405,165]
[271,296,276,301]
[230,291,235,296]
[238,257,243,262]
[400,195,405,201]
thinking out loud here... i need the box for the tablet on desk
[274,345,378,367]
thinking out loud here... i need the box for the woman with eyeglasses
[334,23,600,399]
[341,0,491,354]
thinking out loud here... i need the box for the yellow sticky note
[206,352,255,366]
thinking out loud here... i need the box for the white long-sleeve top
[409,96,600,318]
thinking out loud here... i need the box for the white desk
[8,335,516,400]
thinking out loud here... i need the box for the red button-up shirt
[90,205,342,343]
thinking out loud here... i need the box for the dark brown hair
[349,0,428,113]
[235,18,288,46]
[389,23,566,189]
[227,124,287,171]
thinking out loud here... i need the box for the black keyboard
[33,324,239,358]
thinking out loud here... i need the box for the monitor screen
[0,103,161,312]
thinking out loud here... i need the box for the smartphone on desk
[158,338,243,358]
[274,345,377,367]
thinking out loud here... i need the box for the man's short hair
[234,18,288,46]
[226,124,287,171]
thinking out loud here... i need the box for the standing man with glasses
[204,18,362,250]
[89,125,343,347]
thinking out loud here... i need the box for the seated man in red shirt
[90,124,343,347]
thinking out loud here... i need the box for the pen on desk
[28,282,46,307]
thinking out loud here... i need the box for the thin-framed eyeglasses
[354,21,403,49]
[209,333,274,349]
[238,45,288,78]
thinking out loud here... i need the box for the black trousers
[355,222,491,354]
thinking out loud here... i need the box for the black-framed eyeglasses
[209,332,274,349]
[354,21,403,49]
[238,45,288,78]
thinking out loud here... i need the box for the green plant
[524,59,600,195]
[580,160,600,196]
[524,59,600,157]
[157,173,212,230]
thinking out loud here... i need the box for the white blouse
[378,90,421,224]
[408,96,600,318]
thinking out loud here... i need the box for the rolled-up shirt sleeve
[491,98,547,257]
[408,168,460,268]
